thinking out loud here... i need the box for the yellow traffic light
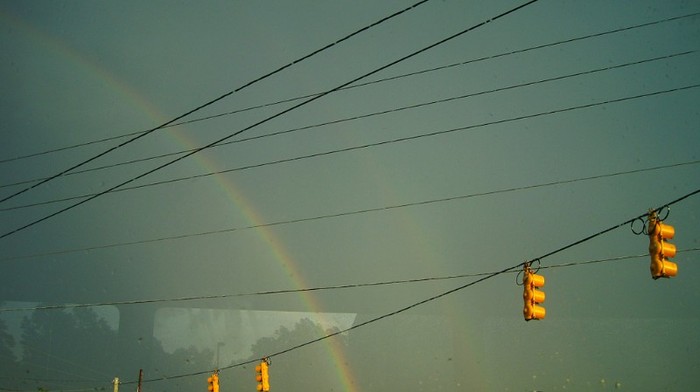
[648,210,677,279]
[255,359,270,391]
[522,264,545,321]
[207,373,219,392]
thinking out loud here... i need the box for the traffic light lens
[532,305,546,319]
[532,273,545,287]
[661,241,676,257]
[524,272,545,287]
[658,223,675,239]
[533,290,545,303]
[662,260,678,277]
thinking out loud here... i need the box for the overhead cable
[2,49,694,192]
[0,0,541,240]
[0,0,433,203]
[3,82,699,214]
[1,10,697,168]
[117,187,700,386]
[2,159,697,262]
[8,189,700,390]
[2,248,698,313]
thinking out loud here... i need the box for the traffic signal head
[255,360,270,391]
[522,265,546,321]
[207,373,219,392]
[648,211,678,279]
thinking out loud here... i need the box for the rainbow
[2,8,359,391]
[174,139,359,392]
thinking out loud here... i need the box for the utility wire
[119,187,700,386]
[2,10,697,168]
[0,0,540,240]
[7,6,697,392]
[3,80,699,213]
[2,49,694,192]
[536,189,700,263]
[0,0,433,203]
[8,189,700,390]
[2,248,697,313]
[2,159,697,263]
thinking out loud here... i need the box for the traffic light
[522,264,545,321]
[648,210,678,279]
[207,373,219,392]
[255,358,270,391]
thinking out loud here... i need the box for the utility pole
[137,369,143,392]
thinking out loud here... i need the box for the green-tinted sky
[1,1,699,391]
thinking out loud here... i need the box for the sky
[1,0,699,391]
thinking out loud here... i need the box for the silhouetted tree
[18,307,118,391]
[148,338,214,391]
[0,315,19,389]
[224,318,350,391]
[0,316,16,361]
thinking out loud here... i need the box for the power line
[3,49,694,192]
[8,189,700,390]
[0,0,541,240]
[2,248,697,313]
[538,189,700,263]
[4,79,699,213]
[0,0,433,203]
[119,187,700,386]
[174,10,698,130]
[2,159,697,262]
[2,10,697,169]
[4,5,696,392]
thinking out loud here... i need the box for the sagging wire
[119,188,700,387]
[0,0,541,240]
[5,248,700,314]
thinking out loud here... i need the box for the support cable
[4,189,699,390]
[1,10,697,167]
[2,49,694,192]
[0,0,541,240]
[4,81,699,213]
[121,187,700,385]
[2,160,697,262]
[0,0,433,203]
[1,248,697,313]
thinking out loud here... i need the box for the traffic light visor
[662,260,678,277]
[524,271,545,287]
[657,223,675,239]
[661,241,676,257]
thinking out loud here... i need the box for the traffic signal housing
[522,264,545,321]
[207,373,219,392]
[255,359,270,391]
[648,211,678,279]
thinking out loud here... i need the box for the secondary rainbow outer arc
[2,9,359,392]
